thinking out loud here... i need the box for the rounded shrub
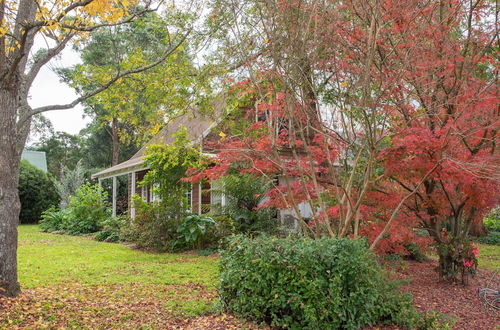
[94,216,128,242]
[121,197,182,251]
[219,235,418,329]
[19,160,60,223]
[483,208,500,232]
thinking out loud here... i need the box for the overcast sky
[29,47,90,135]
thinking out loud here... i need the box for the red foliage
[187,0,498,262]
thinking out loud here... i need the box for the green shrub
[415,312,455,330]
[123,130,203,251]
[405,242,428,262]
[64,183,110,235]
[176,214,216,250]
[214,174,279,234]
[95,216,128,242]
[54,160,85,208]
[210,215,237,245]
[121,197,183,251]
[484,217,499,232]
[39,207,69,232]
[473,231,500,245]
[18,160,60,223]
[219,235,419,329]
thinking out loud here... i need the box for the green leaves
[40,183,111,236]
[177,215,216,249]
[18,160,61,224]
[62,11,214,147]
[219,235,418,329]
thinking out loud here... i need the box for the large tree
[0,0,194,297]
[80,118,140,170]
[61,11,207,166]
[33,131,84,178]
[197,0,498,281]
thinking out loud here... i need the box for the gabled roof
[92,99,225,180]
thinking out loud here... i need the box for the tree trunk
[111,118,120,166]
[0,88,22,297]
[469,221,487,237]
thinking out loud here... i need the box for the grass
[0,225,222,328]
[2,225,498,328]
[18,225,218,289]
[476,243,500,271]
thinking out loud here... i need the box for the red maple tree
[195,0,498,281]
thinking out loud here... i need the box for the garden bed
[385,260,498,329]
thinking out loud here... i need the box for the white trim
[152,183,161,202]
[141,184,148,201]
[131,171,136,219]
[112,176,117,217]
[198,183,202,214]
[91,165,148,180]
[190,183,193,211]
[222,181,226,207]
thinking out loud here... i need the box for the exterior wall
[277,176,314,232]
[131,169,152,203]
[127,175,213,216]
[200,181,211,214]
[128,170,149,218]
[192,182,200,214]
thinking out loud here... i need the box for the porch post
[112,176,117,217]
[221,182,226,207]
[130,171,136,218]
[198,183,202,214]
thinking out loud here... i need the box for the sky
[29,46,90,135]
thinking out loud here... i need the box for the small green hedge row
[219,235,418,329]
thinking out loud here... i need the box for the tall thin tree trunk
[111,118,120,166]
[0,88,22,297]
[469,221,487,237]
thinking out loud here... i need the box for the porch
[92,162,219,218]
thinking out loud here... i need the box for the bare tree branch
[24,33,75,90]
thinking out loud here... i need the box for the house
[91,107,222,217]
[21,150,48,172]
[92,101,313,228]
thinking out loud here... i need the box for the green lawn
[0,225,230,329]
[17,225,218,289]
[1,225,498,329]
[476,243,500,271]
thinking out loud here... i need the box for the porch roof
[91,157,145,180]
[92,99,225,180]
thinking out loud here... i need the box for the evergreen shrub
[219,235,419,329]
[19,160,60,223]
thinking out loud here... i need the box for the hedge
[19,160,60,223]
[219,235,418,329]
